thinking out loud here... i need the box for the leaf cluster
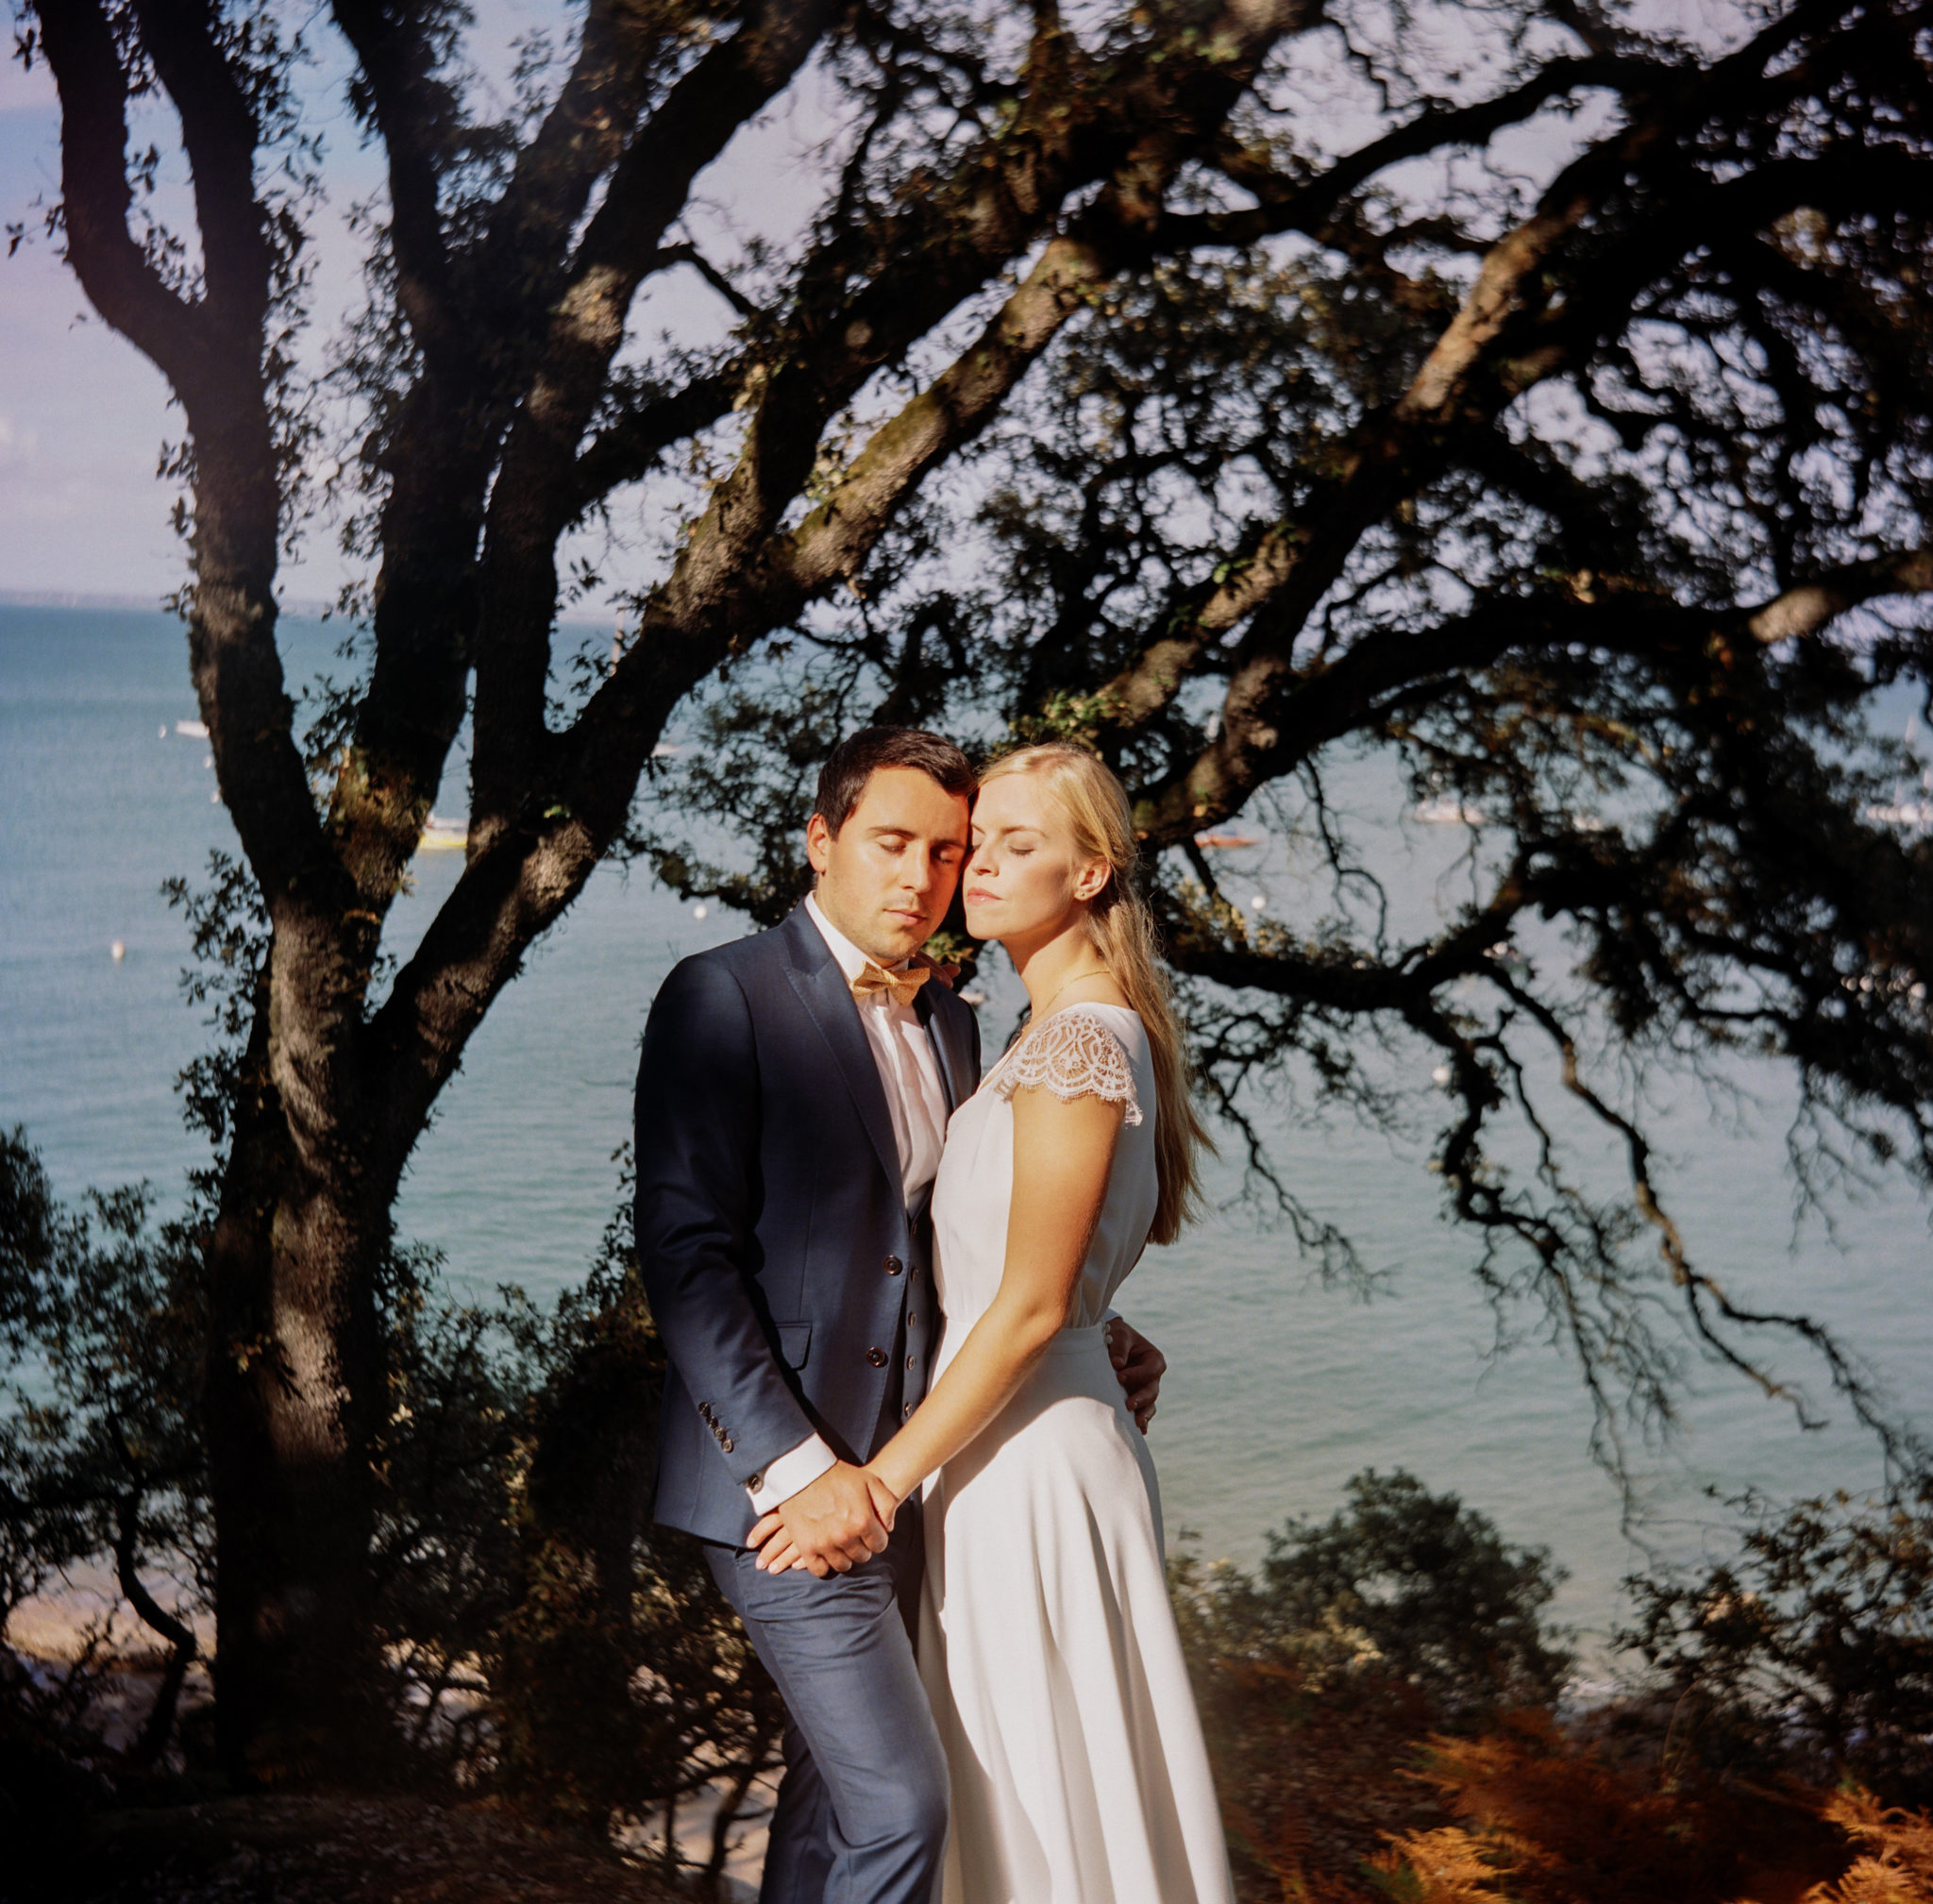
[0,1130,779,1882]
[1619,1474,1933,1808]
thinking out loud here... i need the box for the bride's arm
[749,1084,1123,1572]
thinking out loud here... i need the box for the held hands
[1107,1317,1167,1434]
[748,1460,901,1575]
[745,1325,1164,1575]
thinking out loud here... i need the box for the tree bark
[203,1041,395,1779]
[192,430,395,1781]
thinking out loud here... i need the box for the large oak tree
[18,0,1932,1780]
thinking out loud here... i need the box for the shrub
[1369,1713,1845,1904]
[1619,1477,1933,1807]
[1173,1470,1572,1899]
[1803,1789,1933,1904]
[1187,1470,1572,1721]
[0,1132,782,1888]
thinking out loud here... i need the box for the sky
[0,2,817,606]
[0,0,1632,607]
[0,50,190,600]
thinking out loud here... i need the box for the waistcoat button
[883,1255,903,1275]
[866,1346,888,1367]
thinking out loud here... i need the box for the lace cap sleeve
[993,1010,1143,1125]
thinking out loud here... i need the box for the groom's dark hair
[814,726,975,836]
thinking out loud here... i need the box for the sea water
[4,602,1929,1662]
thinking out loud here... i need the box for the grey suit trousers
[706,1506,947,1904]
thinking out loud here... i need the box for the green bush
[1171,1469,1572,1899]
[1619,1475,1933,1807]
[0,1131,782,1886]
[1180,1468,1572,1722]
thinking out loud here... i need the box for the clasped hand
[748,1459,901,1575]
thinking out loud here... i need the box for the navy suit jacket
[634,904,982,1545]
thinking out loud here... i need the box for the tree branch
[130,0,270,350]
[330,0,462,363]
[568,363,750,514]
[366,0,1333,1134]
[43,0,324,904]
[468,0,836,839]
[1163,52,1672,256]
[37,0,203,385]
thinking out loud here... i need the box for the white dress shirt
[747,893,951,1514]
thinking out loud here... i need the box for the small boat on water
[1414,796,1485,825]
[175,717,209,738]
[417,814,469,852]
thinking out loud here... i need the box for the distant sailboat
[175,717,209,738]
[417,813,469,852]
[1414,795,1484,825]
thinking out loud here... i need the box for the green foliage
[1619,1475,1933,1807]
[160,851,268,1164]
[1172,1470,1572,1899]
[1181,1469,1572,1724]
[0,1129,210,1705]
[0,1136,781,1883]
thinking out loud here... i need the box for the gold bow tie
[851,961,932,1009]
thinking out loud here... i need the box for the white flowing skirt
[918,1324,1235,1904]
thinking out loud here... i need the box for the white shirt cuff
[747,1432,837,1513]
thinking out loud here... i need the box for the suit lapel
[781,910,903,1194]
[917,987,968,1115]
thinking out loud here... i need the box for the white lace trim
[992,1009,1143,1125]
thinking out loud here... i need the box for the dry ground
[8,1793,690,1904]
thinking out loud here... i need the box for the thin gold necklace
[1033,966,1112,1020]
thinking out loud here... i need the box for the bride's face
[963,773,1110,948]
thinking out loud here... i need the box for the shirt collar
[805,891,910,981]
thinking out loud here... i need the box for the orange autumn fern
[1369,1713,1846,1904]
[1803,1791,1933,1904]
[1370,1825,1508,1901]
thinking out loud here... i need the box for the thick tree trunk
[203,1062,391,1784]
[178,406,399,1784]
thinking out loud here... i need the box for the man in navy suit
[635,727,1166,1904]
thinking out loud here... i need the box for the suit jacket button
[721,1436,734,1454]
[884,1255,903,1275]
[748,1472,763,1492]
[866,1346,888,1367]
[906,1355,916,1371]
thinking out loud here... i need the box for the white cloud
[0,413,41,463]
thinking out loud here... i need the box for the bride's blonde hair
[978,742,1209,1245]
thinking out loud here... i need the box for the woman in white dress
[753,741,1235,1904]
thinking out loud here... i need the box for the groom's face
[807,767,973,966]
